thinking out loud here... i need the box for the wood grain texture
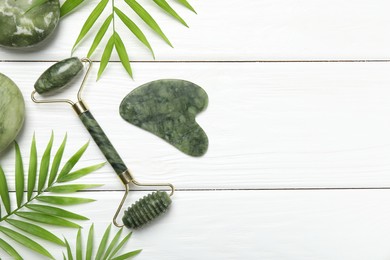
[2,1,390,258]
[1,62,390,190]
[1,0,390,61]
[2,190,390,260]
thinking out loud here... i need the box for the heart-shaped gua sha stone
[120,79,209,157]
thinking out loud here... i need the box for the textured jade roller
[31,57,174,229]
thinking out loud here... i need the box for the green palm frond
[61,0,196,79]
[0,133,105,259]
[63,224,142,260]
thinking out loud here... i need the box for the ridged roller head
[122,191,172,229]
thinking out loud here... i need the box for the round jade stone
[0,73,25,152]
[0,0,60,48]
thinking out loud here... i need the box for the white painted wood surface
[4,190,390,260]
[1,0,390,259]
[1,0,390,61]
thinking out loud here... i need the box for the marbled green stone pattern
[0,73,25,152]
[34,57,83,94]
[79,111,127,175]
[0,0,60,48]
[120,79,209,157]
[122,191,172,229]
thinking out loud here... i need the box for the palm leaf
[16,211,81,228]
[108,232,133,259]
[0,237,22,260]
[65,239,74,260]
[114,8,154,58]
[58,141,89,179]
[63,224,141,260]
[86,224,94,260]
[114,32,133,78]
[0,166,11,215]
[0,226,54,259]
[58,163,106,183]
[37,195,95,205]
[72,0,110,52]
[76,228,83,260]
[61,0,85,17]
[95,224,111,260]
[24,0,50,14]
[103,227,123,259]
[111,250,142,260]
[27,134,37,200]
[87,14,113,58]
[125,0,172,47]
[177,0,197,13]
[0,133,104,259]
[70,0,196,79]
[38,132,54,192]
[48,133,67,186]
[47,184,103,193]
[26,204,89,220]
[14,142,24,208]
[97,34,115,80]
[153,0,188,27]
[6,219,65,246]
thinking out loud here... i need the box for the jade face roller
[31,57,174,229]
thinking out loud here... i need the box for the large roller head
[34,57,83,94]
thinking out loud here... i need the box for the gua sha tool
[120,79,209,157]
[31,57,174,229]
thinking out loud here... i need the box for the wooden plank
[1,190,390,259]
[1,0,390,61]
[1,61,390,189]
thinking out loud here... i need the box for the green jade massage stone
[0,0,60,48]
[120,79,209,157]
[34,57,83,94]
[0,73,25,152]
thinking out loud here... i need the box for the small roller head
[34,57,83,94]
[122,191,172,229]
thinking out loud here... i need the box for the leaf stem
[0,179,67,222]
[112,0,116,32]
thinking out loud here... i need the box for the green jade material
[77,98,172,230]
[120,79,209,157]
[123,191,172,229]
[33,58,173,229]
[79,111,127,175]
[0,73,25,152]
[33,57,126,175]
[34,57,83,94]
[0,0,60,48]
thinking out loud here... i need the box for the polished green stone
[0,0,60,48]
[34,57,83,94]
[120,79,209,157]
[0,73,25,152]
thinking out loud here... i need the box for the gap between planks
[3,60,389,192]
[8,187,390,193]
[1,59,390,63]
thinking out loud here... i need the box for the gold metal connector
[72,100,89,115]
[118,169,134,185]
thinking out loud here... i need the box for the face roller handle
[32,57,128,179]
[77,109,128,178]
[31,57,174,229]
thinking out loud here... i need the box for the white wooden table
[1,0,390,259]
